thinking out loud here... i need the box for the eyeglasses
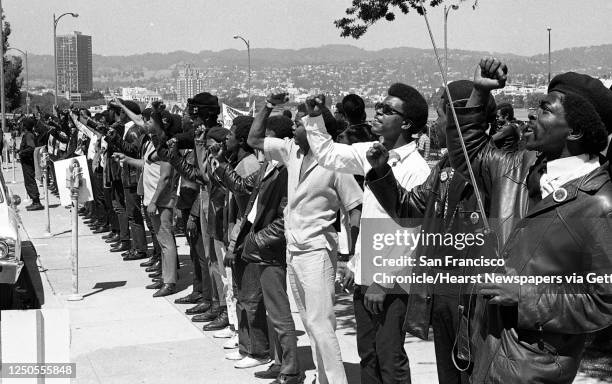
[375,102,404,117]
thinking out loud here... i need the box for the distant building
[121,87,161,103]
[56,31,93,98]
[176,64,205,103]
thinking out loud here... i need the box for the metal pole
[547,27,551,84]
[41,148,51,237]
[53,14,58,107]
[444,6,448,81]
[25,51,29,115]
[67,159,82,301]
[247,40,251,109]
[11,146,15,183]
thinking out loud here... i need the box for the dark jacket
[447,101,612,384]
[103,122,125,186]
[108,123,146,188]
[366,154,482,340]
[18,131,36,163]
[168,142,228,242]
[215,161,287,265]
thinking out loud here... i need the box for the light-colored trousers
[287,244,347,384]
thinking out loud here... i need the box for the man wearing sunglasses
[304,84,431,384]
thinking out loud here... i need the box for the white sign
[53,155,93,206]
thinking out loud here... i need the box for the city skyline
[4,0,612,57]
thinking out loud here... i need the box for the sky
[4,0,612,57]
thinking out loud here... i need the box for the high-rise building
[176,64,205,102]
[56,31,93,97]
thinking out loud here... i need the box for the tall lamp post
[53,12,78,106]
[233,35,251,108]
[7,48,29,114]
[444,4,459,82]
[547,26,552,84]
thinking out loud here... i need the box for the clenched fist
[366,141,389,174]
[473,58,508,92]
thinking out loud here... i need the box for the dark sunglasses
[375,102,405,117]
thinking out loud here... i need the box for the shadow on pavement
[82,281,127,298]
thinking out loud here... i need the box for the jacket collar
[526,163,610,217]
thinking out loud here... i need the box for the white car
[0,168,42,309]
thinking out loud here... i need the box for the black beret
[206,126,230,142]
[549,72,612,134]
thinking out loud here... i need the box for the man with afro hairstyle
[304,83,432,384]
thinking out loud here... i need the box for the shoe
[271,373,306,384]
[105,235,120,243]
[203,310,229,331]
[102,232,116,240]
[92,225,111,234]
[191,305,220,322]
[153,283,175,297]
[26,202,44,211]
[213,327,235,338]
[110,243,130,253]
[254,363,282,379]
[148,271,162,278]
[140,258,158,267]
[121,249,134,258]
[78,207,87,215]
[223,334,239,349]
[234,356,271,369]
[146,281,163,290]
[225,351,246,361]
[124,251,148,261]
[83,219,97,225]
[185,302,211,315]
[108,241,121,249]
[175,292,203,304]
[145,262,161,273]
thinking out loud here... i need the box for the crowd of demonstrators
[12,54,612,384]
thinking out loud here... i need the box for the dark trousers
[234,259,269,359]
[260,264,299,375]
[104,186,118,232]
[180,209,212,301]
[143,201,161,259]
[431,295,470,384]
[93,171,107,223]
[124,186,146,253]
[354,285,411,384]
[111,180,129,243]
[21,159,40,202]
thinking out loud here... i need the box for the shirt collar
[388,141,418,167]
[546,154,600,183]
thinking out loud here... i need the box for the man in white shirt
[248,95,363,384]
[304,84,431,384]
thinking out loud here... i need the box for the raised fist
[366,142,389,171]
[473,58,508,92]
[266,92,289,106]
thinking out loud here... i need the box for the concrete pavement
[5,160,608,384]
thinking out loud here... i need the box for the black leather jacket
[215,161,287,266]
[447,101,612,384]
[107,123,146,188]
[366,154,482,341]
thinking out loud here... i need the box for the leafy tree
[334,0,477,39]
[1,11,23,112]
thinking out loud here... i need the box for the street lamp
[444,4,459,82]
[233,35,251,108]
[547,26,552,84]
[7,48,29,115]
[53,12,78,106]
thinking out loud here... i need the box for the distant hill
[21,43,612,87]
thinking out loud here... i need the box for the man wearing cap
[365,80,496,384]
[19,117,43,211]
[446,58,612,384]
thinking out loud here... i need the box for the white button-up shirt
[304,114,431,286]
[540,154,600,199]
